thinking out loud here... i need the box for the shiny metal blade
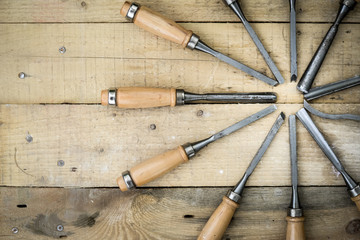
[183,92,277,103]
[304,75,360,101]
[232,112,285,195]
[304,100,360,121]
[290,0,297,82]
[189,105,277,154]
[228,1,285,84]
[296,108,358,190]
[215,52,278,86]
[288,115,301,211]
[195,41,278,86]
[289,115,297,188]
[244,112,285,176]
[213,105,277,141]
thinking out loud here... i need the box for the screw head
[57,225,64,232]
[59,46,66,54]
[18,72,25,79]
[12,227,18,234]
[57,160,65,167]
[149,124,156,130]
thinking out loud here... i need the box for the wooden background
[0,0,359,239]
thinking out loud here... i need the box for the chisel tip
[291,74,297,82]
[280,112,286,120]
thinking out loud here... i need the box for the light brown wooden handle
[198,196,239,240]
[120,1,193,48]
[101,88,177,108]
[286,216,305,240]
[351,195,360,211]
[117,146,189,191]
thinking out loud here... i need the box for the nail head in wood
[18,72,25,79]
[57,160,65,167]
[59,46,66,54]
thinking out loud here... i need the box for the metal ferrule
[125,2,140,22]
[226,190,241,203]
[182,136,216,159]
[287,208,303,218]
[176,89,185,105]
[182,143,196,159]
[122,170,136,190]
[108,89,116,105]
[349,185,360,198]
[186,34,200,50]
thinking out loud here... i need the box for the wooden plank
[0,23,359,104]
[0,104,359,187]
[0,187,359,239]
[0,0,359,23]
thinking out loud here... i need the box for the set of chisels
[99,1,359,239]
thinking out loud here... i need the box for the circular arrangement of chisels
[100,1,360,239]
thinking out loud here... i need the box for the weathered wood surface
[0,0,359,23]
[0,23,359,104]
[1,104,359,187]
[0,0,359,238]
[0,187,359,240]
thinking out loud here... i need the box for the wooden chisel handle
[117,146,189,191]
[286,216,305,240]
[101,88,177,108]
[120,1,193,48]
[198,196,239,240]
[351,195,360,211]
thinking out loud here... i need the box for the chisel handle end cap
[120,1,132,17]
[117,176,129,192]
[117,146,189,191]
[198,196,239,240]
[101,90,109,106]
[286,216,305,240]
[351,195,360,211]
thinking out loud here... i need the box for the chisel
[223,0,285,84]
[304,75,360,101]
[120,2,278,86]
[198,112,285,240]
[101,88,277,108]
[286,115,305,240]
[296,108,360,210]
[297,0,358,93]
[117,105,277,191]
[304,100,360,122]
[289,0,297,82]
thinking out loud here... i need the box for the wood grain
[0,0,359,23]
[120,146,188,190]
[286,216,306,240]
[0,23,359,104]
[351,195,360,211]
[0,104,359,187]
[115,88,177,108]
[120,2,193,48]
[0,187,359,239]
[198,196,239,240]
